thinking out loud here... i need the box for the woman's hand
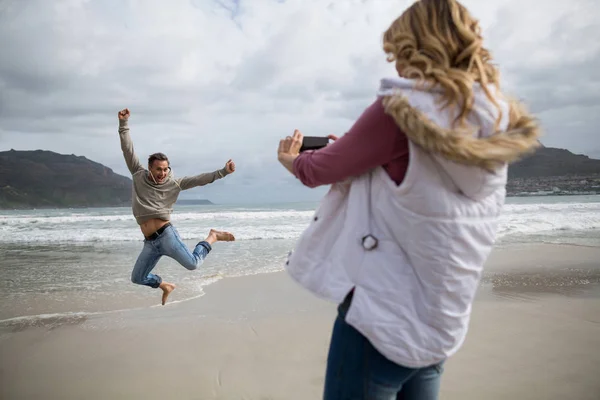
[278,129,303,174]
[278,129,303,159]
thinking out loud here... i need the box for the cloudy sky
[1,0,598,204]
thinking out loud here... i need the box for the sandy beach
[1,243,599,400]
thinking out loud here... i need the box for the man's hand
[225,159,236,174]
[328,134,339,142]
[118,108,130,120]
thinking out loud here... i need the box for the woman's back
[287,75,519,367]
[277,0,541,397]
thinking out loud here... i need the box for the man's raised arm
[118,108,144,175]
[176,159,236,190]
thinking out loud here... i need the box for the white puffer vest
[285,77,513,368]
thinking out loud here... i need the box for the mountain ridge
[1,146,599,209]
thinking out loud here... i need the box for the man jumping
[117,108,235,305]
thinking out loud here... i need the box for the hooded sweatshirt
[119,119,230,225]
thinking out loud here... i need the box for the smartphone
[300,136,330,152]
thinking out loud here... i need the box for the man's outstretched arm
[118,108,144,175]
[176,159,235,190]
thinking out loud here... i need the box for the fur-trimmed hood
[377,77,541,199]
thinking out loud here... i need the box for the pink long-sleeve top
[293,98,410,188]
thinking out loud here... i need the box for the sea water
[1,196,598,324]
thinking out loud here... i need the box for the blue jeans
[323,291,444,400]
[131,224,212,288]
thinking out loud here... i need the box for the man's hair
[148,152,169,167]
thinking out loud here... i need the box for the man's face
[149,160,170,183]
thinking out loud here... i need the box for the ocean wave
[503,202,600,213]
[0,227,305,243]
[496,202,600,239]
[0,202,598,244]
[0,210,314,225]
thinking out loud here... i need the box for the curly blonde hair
[383,0,501,129]
[381,0,540,170]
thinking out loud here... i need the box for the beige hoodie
[118,119,229,225]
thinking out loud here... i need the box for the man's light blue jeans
[131,224,211,288]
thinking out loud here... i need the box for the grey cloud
[0,0,598,205]
[230,52,280,91]
[534,103,600,158]
[320,57,390,121]
[0,67,69,94]
[490,10,600,155]
[504,53,600,114]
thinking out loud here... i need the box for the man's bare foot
[159,282,176,305]
[206,229,235,245]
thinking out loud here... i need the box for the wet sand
[1,244,599,399]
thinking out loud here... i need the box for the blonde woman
[277,0,540,398]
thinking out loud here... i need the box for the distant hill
[0,150,133,209]
[0,150,217,210]
[508,145,600,178]
[507,145,600,195]
[1,145,598,210]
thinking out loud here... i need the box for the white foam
[497,202,600,239]
[0,227,305,243]
[0,209,312,243]
[0,202,598,244]
[0,210,314,225]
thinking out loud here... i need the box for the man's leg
[131,240,175,305]
[160,225,234,271]
[131,240,163,288]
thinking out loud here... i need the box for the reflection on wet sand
[1,313,90,333]
[480,267,600,301]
